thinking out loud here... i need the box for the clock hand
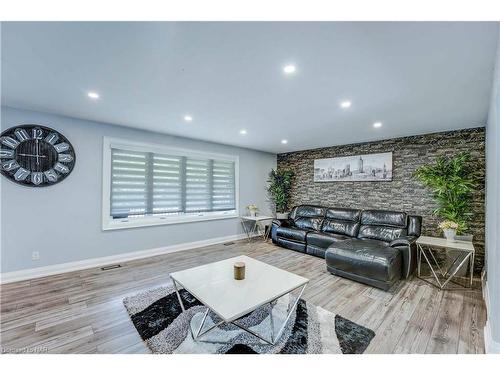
[36,139,40,165]
[17,153,47,158]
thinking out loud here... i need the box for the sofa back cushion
[290,205,326,220]
[326,207,361,222]
[290,205,326,231]
[358,209,408,242]
[408,215,422,237]
[321,207,361,237]
[294,217,324,231]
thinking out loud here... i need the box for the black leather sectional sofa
[271,205,422,290]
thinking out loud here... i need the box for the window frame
[102,137,239,231]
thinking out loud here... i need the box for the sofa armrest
[271,219,294,243]
[389,236,418,279]
[272,219,293,228]
[389,235,417,247]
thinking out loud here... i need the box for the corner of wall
[484,281,500,353]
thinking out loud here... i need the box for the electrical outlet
[32,251,40,261]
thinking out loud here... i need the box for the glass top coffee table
[170,255,309,345]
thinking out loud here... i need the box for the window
[102,138,238,230]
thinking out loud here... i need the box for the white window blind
[110,147,236,219]
[110,149,148,218]
[212,160,236,211]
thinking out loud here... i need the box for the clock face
[0,125,76,187]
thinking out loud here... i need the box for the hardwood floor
[0,240,486,354]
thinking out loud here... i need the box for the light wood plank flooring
[0,240,486,354]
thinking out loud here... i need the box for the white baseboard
[483,281,500,354]
[0,233,256,284]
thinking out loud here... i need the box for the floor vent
[223,242,235,246]
[101,264,122,271]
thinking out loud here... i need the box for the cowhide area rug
[123,285,375,354]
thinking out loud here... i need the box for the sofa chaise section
[271,205,422,290]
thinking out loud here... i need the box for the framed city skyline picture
[314,152,393,182]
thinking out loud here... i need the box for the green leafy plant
[413,152,477,234]
[267,169,294,213]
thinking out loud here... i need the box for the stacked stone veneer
[277,127,486,272]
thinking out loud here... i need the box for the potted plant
[267,169,294,219]
[246,204,258,217]
[438,220,459,241]
[413,152,478,241]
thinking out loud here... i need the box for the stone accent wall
[277,127,486,272]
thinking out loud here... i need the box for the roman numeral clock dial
[0,125,76,187]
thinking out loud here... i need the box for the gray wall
[0,106,276,273]
[486,32,500,346]
[278,128,486,272]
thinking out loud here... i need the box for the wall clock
[0,125,76,187]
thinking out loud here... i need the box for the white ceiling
[1,22,498,154]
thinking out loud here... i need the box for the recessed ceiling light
[373,122,383,128]
[87,91,99,99]
[184,115,193,122]
[281,139,288,144]
[283,65,296,74]
[239,129,247,135]
[340,101,352,108]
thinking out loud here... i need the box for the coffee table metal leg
[232,321,274,344]
[273,283,306,343]
[194,307,210,339]
[189,282,307,345]
[269,302,275,343]
[194,312,226,341]
[171,277,186,312]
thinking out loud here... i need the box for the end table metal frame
[171,277,307,345]
[417,242,474,290]
[240,217,273,242]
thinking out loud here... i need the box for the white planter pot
[276,212,289,220]
[249,210,257,217]
[443,228,457,241]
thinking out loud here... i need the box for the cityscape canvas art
[314,152,393,182]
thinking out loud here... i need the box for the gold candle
[234,262,246,280]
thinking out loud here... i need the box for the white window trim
[102,137,240,231]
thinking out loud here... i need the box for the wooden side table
[240,216,274,242]
[416,235,475,290]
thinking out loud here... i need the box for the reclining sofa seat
[271,205,326,253]
[271,205,422,290]
[305,207,361,258]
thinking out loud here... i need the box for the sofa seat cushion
[275,226,308,243]
[306,231,350,249]
[325,239,401,283]
[305,245,327,258]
